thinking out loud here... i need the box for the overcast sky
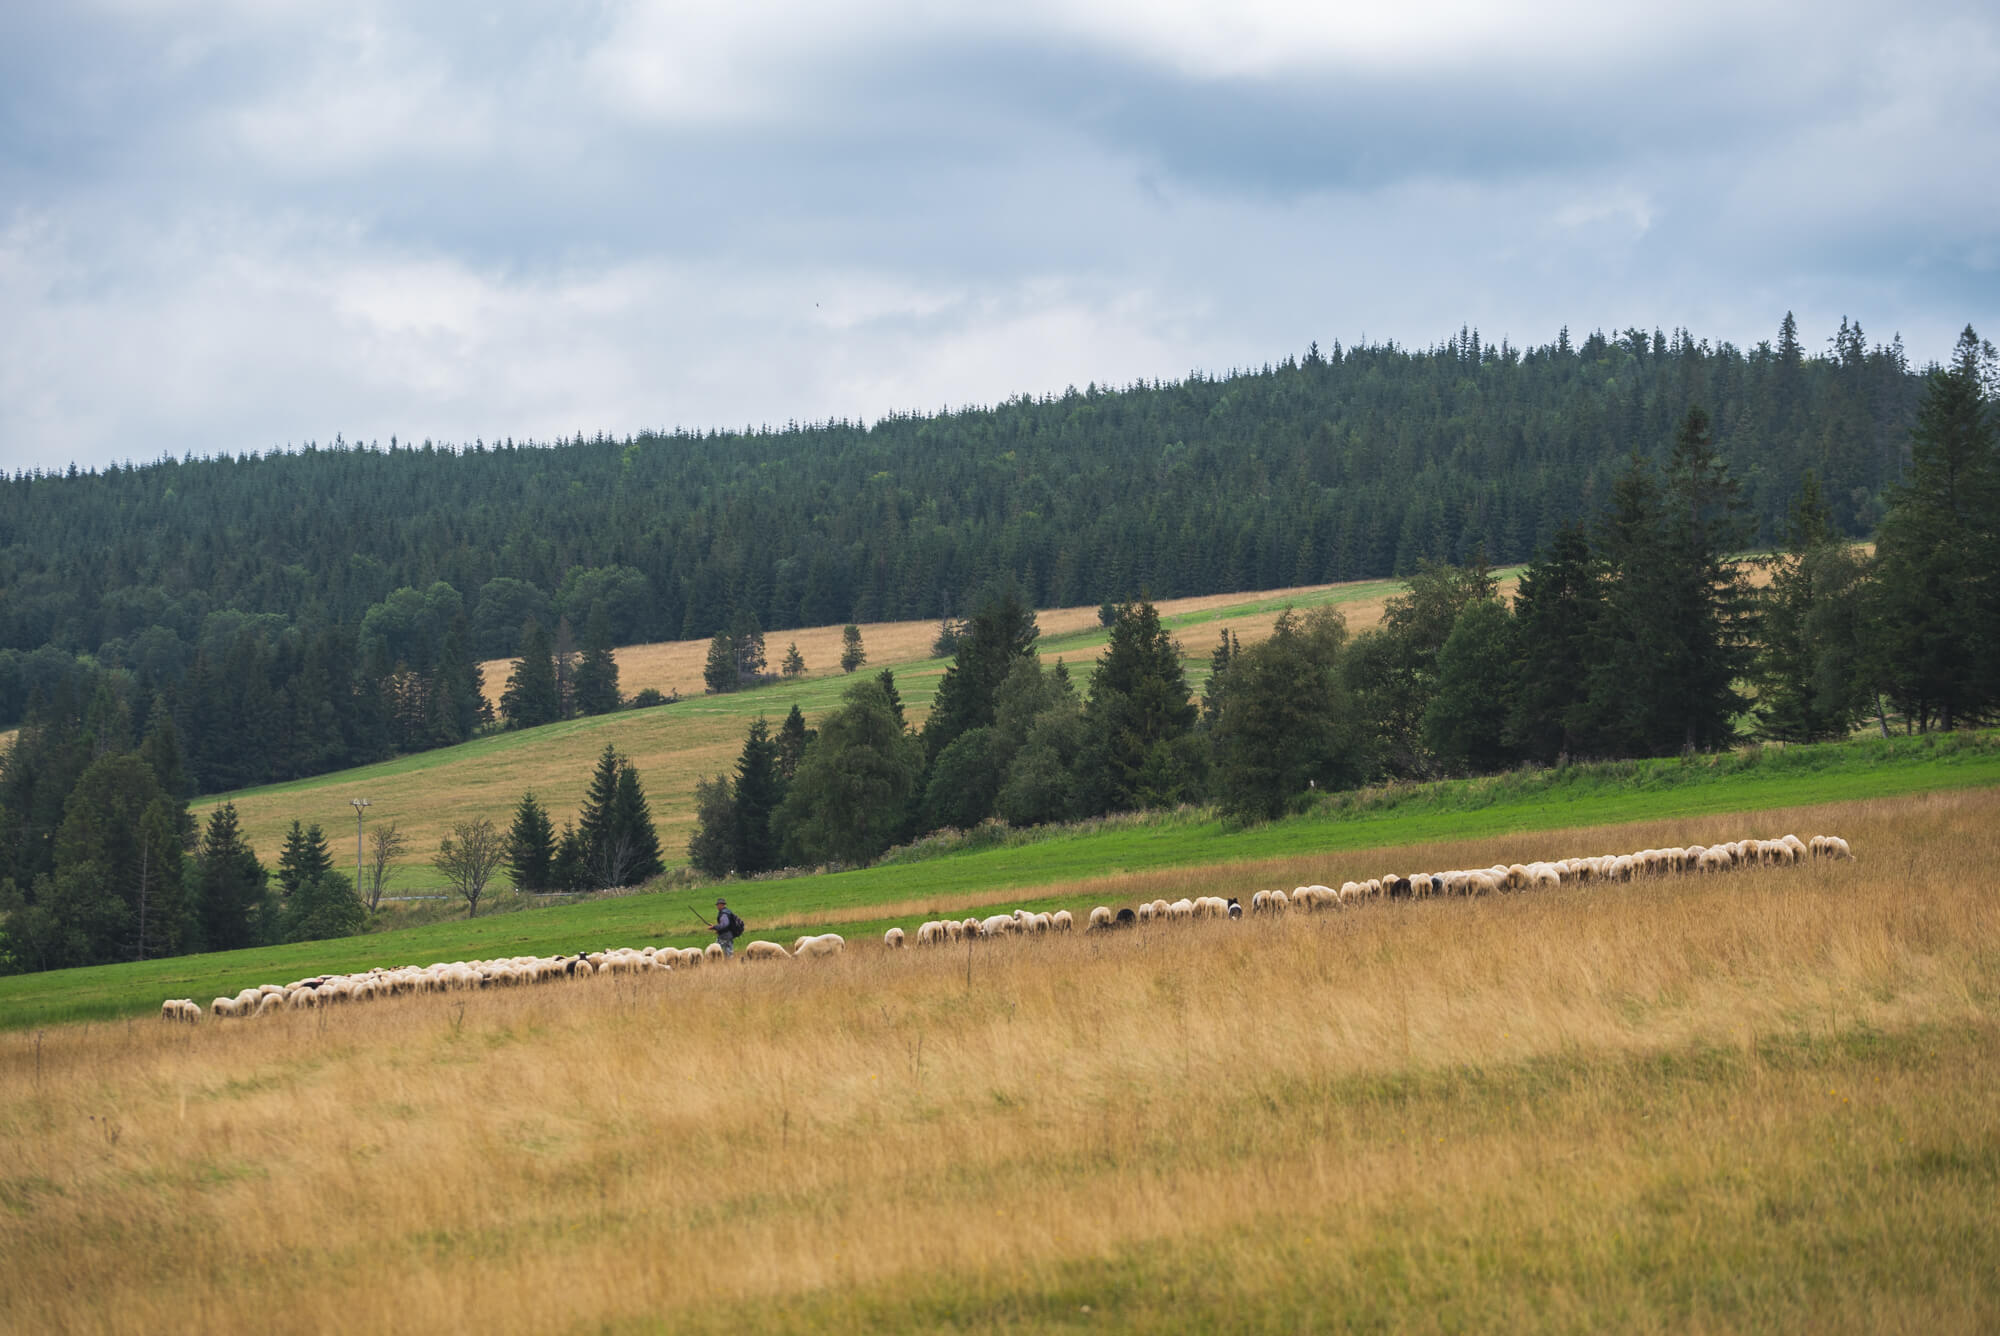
[2,1,1995,474]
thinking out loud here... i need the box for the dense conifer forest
[2,317,1916,724]
[10,315,1997,976]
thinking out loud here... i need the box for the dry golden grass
[476,581,1394,713]
[4,786,1996,1333]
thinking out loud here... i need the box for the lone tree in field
[363,820,409,912]
[840,623,866,673]
[435,817,504,917]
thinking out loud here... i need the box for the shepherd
[705,897,745,958]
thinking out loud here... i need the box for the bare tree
[434,818,504,918]
[365,821,409,912]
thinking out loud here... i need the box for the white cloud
[1,0,1995,474]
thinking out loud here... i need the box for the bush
[284,871,366,943]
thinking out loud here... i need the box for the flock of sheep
[160,832,1853,1023]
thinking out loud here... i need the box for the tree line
[689,330,1998,870]
[0,715,666,973]
[3,316,1922,739]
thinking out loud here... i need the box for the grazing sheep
[210,996,238,1018]
[1136,902,1155,923]
[885,927,907,949]
[1114,908,1137,928]
[1087,906,1115,931]
[160,999,200,1023]
[794,934,846,959]
[1168,898,1196,920]
[703,942,725,962]
[1051,910,1074,932]
[742,939,791,962]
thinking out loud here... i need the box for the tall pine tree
[1869,326,1999,729]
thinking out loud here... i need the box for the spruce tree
[276,820,334,900]
[776,704,813,780]
[1201,629,1238,724]
[840,624,866,673]
[500,618,560,728]
[924,583,1039,762]
[573,604,622,716]
[1869,326,1998,729]
[1505,523,1604,762]
[53,753,169,963]
[729,608,767,686]
[1211,608,1357,820]
[504,792,557,891]
[610,763,664,885]
[781,643,806,678]
[196,802,267,953]
[733,717,785,874]
[1756,474,1871,741]
[551,822,586,893]
[131,796,188,960]
[576,744,623,887]
[703,628,737,694]
[1656,405,1755,750]
[1079,598,1196,812]
[876,669,905,727]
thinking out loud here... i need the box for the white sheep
[1051,910,1074,932]
[742,939,791,962]
[884,926,906,949]
[794,933,846,959]
[1087,906,1114,931]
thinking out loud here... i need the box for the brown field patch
[4,785,1995,1333]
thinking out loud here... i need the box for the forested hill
[2,318,1916,686]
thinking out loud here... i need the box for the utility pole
[350,797,371,898]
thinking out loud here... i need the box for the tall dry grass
[3,787,1996,1334]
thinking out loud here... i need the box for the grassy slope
[200,575,1421,893]
[5,730,1994,1031]
[3,783,1993,1334]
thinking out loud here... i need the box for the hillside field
[207,576,1428,892]
[4,729,1996,1031]
[1,782,1994,1333]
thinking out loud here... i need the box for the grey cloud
[1,2,1996,472]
